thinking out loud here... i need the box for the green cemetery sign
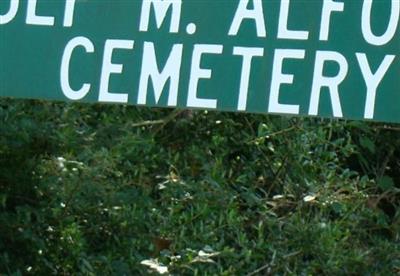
[1,0,399,122]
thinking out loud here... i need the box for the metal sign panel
[1,0,399,122]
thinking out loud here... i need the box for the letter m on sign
[139,0,182,33]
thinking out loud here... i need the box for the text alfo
[1,0,399,122]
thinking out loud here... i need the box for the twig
[61,178,82,217]
[246,251,276,276]
[244,117,256,137]
[248,125,299,144]
[153,110,187,134]
[267,154,289,196]
[375,125,400,132]
[130,110,188,134]
[131,120,165,128]
[377,147,395,179]
[246,263,271,276]
[283,250,302,259]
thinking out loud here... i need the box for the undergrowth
[0,99,399,275]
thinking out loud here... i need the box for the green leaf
[378,176,394,191]
[359,137,375,154]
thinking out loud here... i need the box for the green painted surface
[1,0,399,122]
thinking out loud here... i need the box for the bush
[0,99,399,275]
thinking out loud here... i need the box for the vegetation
[0,99,399,275]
